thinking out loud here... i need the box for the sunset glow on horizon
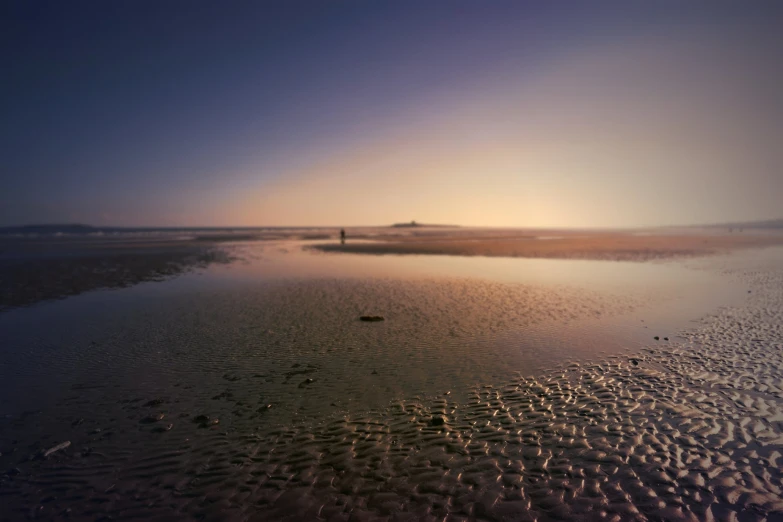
[2,2,782,228]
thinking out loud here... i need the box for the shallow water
[0,242,745,416]
[1,243,780,521]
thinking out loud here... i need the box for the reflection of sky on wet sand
[210,240,745,310]
[179,239,750,366]
[0,240,755,419]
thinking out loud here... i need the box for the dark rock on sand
[193,415,219,428]
[429,415,447,427]
[298,378,315,388]
[140,413,165,424]
[154,423,174,433]
[360,315,385,322]
[144,399,164,407]
[631,359,639,366]
[654,336,660,340]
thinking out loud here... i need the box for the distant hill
[390,221,459,228]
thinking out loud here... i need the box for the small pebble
[154,423,174,433]
[141,413,165,423]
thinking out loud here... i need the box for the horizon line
[2,219,782,231]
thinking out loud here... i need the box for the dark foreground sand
[0,239,233,312]
[313,229,783,261]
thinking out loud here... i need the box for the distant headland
[390,221,460,228]
[1,224,96,234]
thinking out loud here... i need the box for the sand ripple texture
[2,272,783,520]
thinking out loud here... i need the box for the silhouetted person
[340,228,346,245]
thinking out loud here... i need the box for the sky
[1,1,782,228]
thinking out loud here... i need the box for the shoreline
[4,229,783,312]
[0,241,234,312]
[311,230,783,261]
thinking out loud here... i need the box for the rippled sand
[1,247,782,520]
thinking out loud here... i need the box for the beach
[1,228,782,520]
[7,1,783,519]
[312,227,783,261]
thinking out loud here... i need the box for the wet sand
[0,238,234,312]
[3,227,781,312]
[1,239,782,520]
[312,229,783,261]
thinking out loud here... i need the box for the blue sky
[2,1,782,227]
